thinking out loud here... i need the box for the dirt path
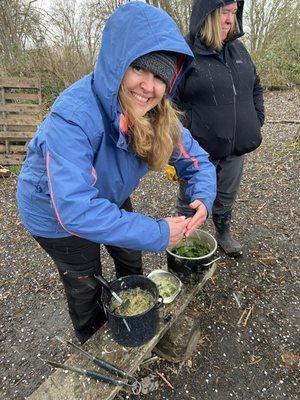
[1,88,299,400]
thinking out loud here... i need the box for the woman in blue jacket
[175,0,264,256]
[17,2,216,343]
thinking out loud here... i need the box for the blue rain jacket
[17,1,216,252]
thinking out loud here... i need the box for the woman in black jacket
[175,0,264,256]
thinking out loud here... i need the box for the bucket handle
[122,318,131,332]
[202,257,221,267]
[154,295,164,310]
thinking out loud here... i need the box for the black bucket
[102,275,162,347]
[166,230,218,283]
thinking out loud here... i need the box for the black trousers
[212,154,245,215]
[33,198,142,343]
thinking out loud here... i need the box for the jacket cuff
[156,218,170,251]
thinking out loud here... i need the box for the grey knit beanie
[131,51,178,86]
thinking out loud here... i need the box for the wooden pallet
[0,76,42,166]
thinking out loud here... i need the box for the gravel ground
[0,88,299,400]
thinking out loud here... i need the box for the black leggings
[33,198,142,343]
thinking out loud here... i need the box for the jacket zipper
[225,63,237,154]
[216,47,237,155]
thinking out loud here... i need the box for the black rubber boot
[213,212,242,257]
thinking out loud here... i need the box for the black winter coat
[175,0,265,160]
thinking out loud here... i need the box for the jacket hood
[188,0,244,47]
[93,1,194,122]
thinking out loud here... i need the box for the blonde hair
[199,7,238,51]
[118,83,182,171]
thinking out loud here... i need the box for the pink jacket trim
[178,144,199,169]
[169,54,185,93]
[46,152,82,237]
[91,167,97,186]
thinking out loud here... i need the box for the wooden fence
[0,77,42,166]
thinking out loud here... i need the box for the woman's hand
[164,216,188,248]
[184,200,208,237]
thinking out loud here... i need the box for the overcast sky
[35,0,51,10]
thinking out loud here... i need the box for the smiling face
[220,3,238,41]
[121,66,167,117]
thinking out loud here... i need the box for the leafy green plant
[173,241,211,258]
[9,165,21,175]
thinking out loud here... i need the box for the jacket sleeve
[45,113,169,252]
[169,127,216,214]
[238,41,265,127]
[253,66,265,127]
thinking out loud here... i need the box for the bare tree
[96,0,126,20]
[145,0,192,34]
[0,0,40,73]
[95,0,192,34]
[32,0,103,86]
[4,0,297,96]
[245,0,298,53]
[245,0,300,86]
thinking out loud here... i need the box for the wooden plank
[28,265,216,400]
[0,104,41,113]
[0,131,34,139]
[0,76,40,89]
[1,88,6,141]
[0,144,27,153]
[5,125,36,132]
[0,153,25,165]
[0,116,40,126]
[4,93,40,102]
